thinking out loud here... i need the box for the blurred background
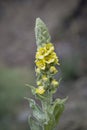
[0,0,87,130]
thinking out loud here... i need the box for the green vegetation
[0,67,34,130]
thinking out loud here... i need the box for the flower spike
[25,18,67,130]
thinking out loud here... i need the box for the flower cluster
[35,43,59,95]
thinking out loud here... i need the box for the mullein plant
[25,18,67,130]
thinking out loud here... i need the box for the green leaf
[35,93,48,101]
[43,111,56,130]
[52,98,67,125]
[44,113,55,130]
[28,116,42,130]
[35,18,51,47]
[44,122,55,130]
[26,97,46,123]
[50,88,57,94]
[44,98,67,130]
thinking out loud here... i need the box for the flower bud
[51,79,59,87]
[42,75,48,81]
[50,66,58,74]
[37,81,42,86]
[36,86,45,94]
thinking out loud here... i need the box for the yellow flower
[36,47,46,59]
[36,43,54,60]
[50,66,58,74]
[42,75,48,81]
[44,43,54,54]
[36,86,45,94]
[51,79,59,87]
[35,59,46,70]
[45,52,58,64]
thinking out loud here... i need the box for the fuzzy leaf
[26,97,46,123]
[44,112,55,130]
[35,18,51,47]
[53,98,67,125]
[44,122,54,130]
[44,98,67,129]
[29,116,42,130]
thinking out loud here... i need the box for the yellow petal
[35,59,46,70]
